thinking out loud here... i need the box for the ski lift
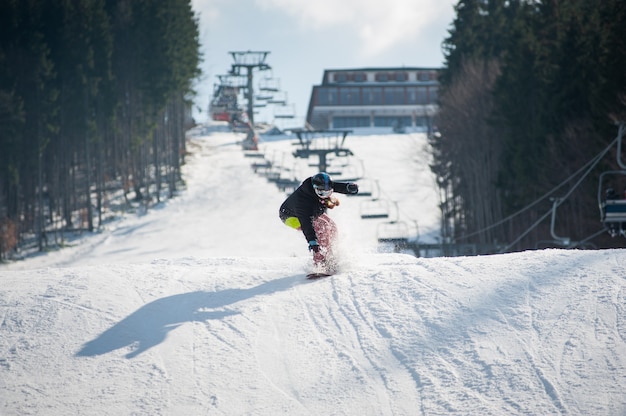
[598,122,626,237]
[360,199,391,219]
[274,177,301,194]
[598,170,626,237]
[251,159,272,172]
[244,151,265,158]
[377,221,410,248]
[332,161,364,182]
[548,197,571,246]
[267,91,288,105]
[259,77,280,92]
[274,104,295,119]
[292,129,354,172]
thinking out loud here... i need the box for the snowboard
[306,272,333,280]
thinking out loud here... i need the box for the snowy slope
[1,128,626,416]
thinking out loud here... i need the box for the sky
[2,127,626,414]
[190,0,457,125]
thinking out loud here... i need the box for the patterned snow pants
[312,214,337,267]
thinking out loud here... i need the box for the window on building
[428,86,438,103]
[316,87,338,106]
[362,87,383,105]
[395,72,408,82]
[375,73,389,82]
[374,116,412,127]
[417,71,430,81]
[353,73,366,82]
[339,87,360,105]
[384,87,405,105]
[415,116,428,127]
[417,87,428,104]
[334,73,348,83]
[333,116,370,128]
[406,87,418,104]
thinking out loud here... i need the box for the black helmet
[311,172,333,198]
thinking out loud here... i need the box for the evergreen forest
[432,0,626,251]
[0,0,200,259]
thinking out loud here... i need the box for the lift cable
[497,132,621,252]
[570,227,609,249]
[457,132,620,242]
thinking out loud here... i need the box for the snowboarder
[279,172,358,273]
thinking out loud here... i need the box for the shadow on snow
[76,274,303,359]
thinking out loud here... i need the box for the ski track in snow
[1,129,626,415]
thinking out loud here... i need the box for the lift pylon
[228,51,272,126]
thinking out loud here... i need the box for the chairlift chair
[598,170,626,237]
[377,221,410,245]
[259,76,280,92]
[274,177,301,194]
[332,162,362,182]
[267,91,288,105]
[360,199,391,219]
[274,104,296,119]
[251,159,272,173]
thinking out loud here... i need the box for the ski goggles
[314,186,333,199]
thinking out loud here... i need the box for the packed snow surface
[1,127,625,415]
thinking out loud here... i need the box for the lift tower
[228,51,271,126]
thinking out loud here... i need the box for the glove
[308,240,320,253]
[346,183,359,194]
[325,195,340,209]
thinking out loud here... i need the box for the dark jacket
[279,177,358,242]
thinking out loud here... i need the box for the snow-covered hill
[1,128,625,415]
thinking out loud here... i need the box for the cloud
[254,0,453,57]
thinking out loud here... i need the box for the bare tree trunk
[436,58,505,245]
